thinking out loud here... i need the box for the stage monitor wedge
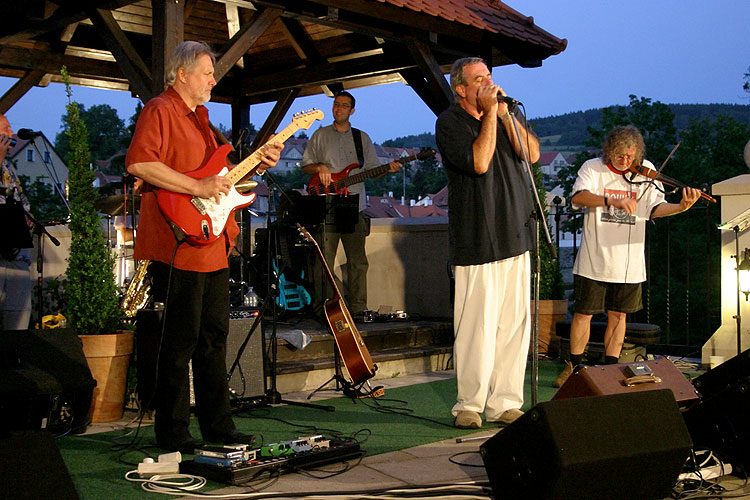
[552,359,699,407]
[480,390,692,500]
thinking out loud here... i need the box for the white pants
[0,257,32,330]
[451,252,530,420]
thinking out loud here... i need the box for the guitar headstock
[292,109,324,131]
[295,223,317,246]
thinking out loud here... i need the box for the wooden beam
[399,67,444,117]
[231,52,413,98]
[250,88,299,150]
[214,7,283,82]
[0,70,46,114]
[184,0,199,22]
[151,0,184,99]
[0,0,140,45]
[279,17,322,62]
[86,7,153,101]
[404,38,452,115]
[224,3,243,68]
[0,45,126,81]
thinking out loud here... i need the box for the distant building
[8,132,68,195]
[538,151,570,189]
[275,136,306,174]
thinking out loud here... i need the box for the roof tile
[379,0,565,52]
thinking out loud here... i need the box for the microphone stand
[506,103,556,407]
[25,209,61,328]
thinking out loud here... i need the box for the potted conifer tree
[61,67,133,423]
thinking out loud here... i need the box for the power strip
[137,461,180,478]
[678,463,732,481]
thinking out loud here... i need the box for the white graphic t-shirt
[571,158,665,283]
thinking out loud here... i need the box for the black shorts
[573,275,643,315]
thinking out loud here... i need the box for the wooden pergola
[0,0,566,147]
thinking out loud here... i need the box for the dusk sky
[1,1,749,146]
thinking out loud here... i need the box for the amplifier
[136,307,266,409]
[226,307,266,399]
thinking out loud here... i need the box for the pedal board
[181,438,362,485]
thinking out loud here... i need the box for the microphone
[497,95,521,106]
[17,128,42,140]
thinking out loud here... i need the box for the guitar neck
[298,225,344,303]
[333,162,391,191]
[224,122,301,186]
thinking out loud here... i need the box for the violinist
[554,125,700,388]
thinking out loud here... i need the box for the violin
[626,164,716,204]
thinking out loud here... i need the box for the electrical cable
[124,469,492,499]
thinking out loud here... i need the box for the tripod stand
[228,173,334,413]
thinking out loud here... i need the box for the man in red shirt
[127,41,281,453]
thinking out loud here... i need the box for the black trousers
[149,261,235,440]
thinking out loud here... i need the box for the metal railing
[548,204,721,352]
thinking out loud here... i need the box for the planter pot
[79,330,134,423]
[531,299,568,356]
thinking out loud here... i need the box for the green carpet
[56,361,563,500]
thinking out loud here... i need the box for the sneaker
[496,408,523,425]
[454,410,482,429]
[553,361,574,388]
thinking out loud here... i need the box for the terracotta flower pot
[531,299,568,356]
[79,330,134,423]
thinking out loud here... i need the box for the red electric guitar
[157,109,324,246]
[307,149,436,195]
[296,223,376,385]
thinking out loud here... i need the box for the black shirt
[435,103,534,266]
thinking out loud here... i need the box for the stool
[555,320,661,364]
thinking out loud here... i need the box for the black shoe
[204,429,256,446]
[156,436,204,454]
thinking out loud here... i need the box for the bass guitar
[157,109,324,246]
[307,148,436,195]
[295,223,376,385]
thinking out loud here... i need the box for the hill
[380,104,750,151]
[531,103,750,150]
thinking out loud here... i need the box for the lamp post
[739,248,750,301]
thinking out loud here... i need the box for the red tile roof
[375,0,567,53]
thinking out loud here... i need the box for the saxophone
[122,260,152,318]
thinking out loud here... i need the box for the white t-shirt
[571,157,665,283]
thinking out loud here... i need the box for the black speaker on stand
[480,390,692,500]
[683,348,750,474]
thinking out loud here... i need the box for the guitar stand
[306,343,381,401]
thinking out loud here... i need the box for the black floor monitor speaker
[0,329,95,434]
[480,390,692,500]
[0,430,80,499]
[683,348,750,473]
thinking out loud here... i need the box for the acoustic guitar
[307,149,436,195]
[157,109,324,246]
[295,223,376,385]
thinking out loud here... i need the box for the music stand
[718,206,750,356]
[229,173,334,413]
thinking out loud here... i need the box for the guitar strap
[351,128,365,167]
